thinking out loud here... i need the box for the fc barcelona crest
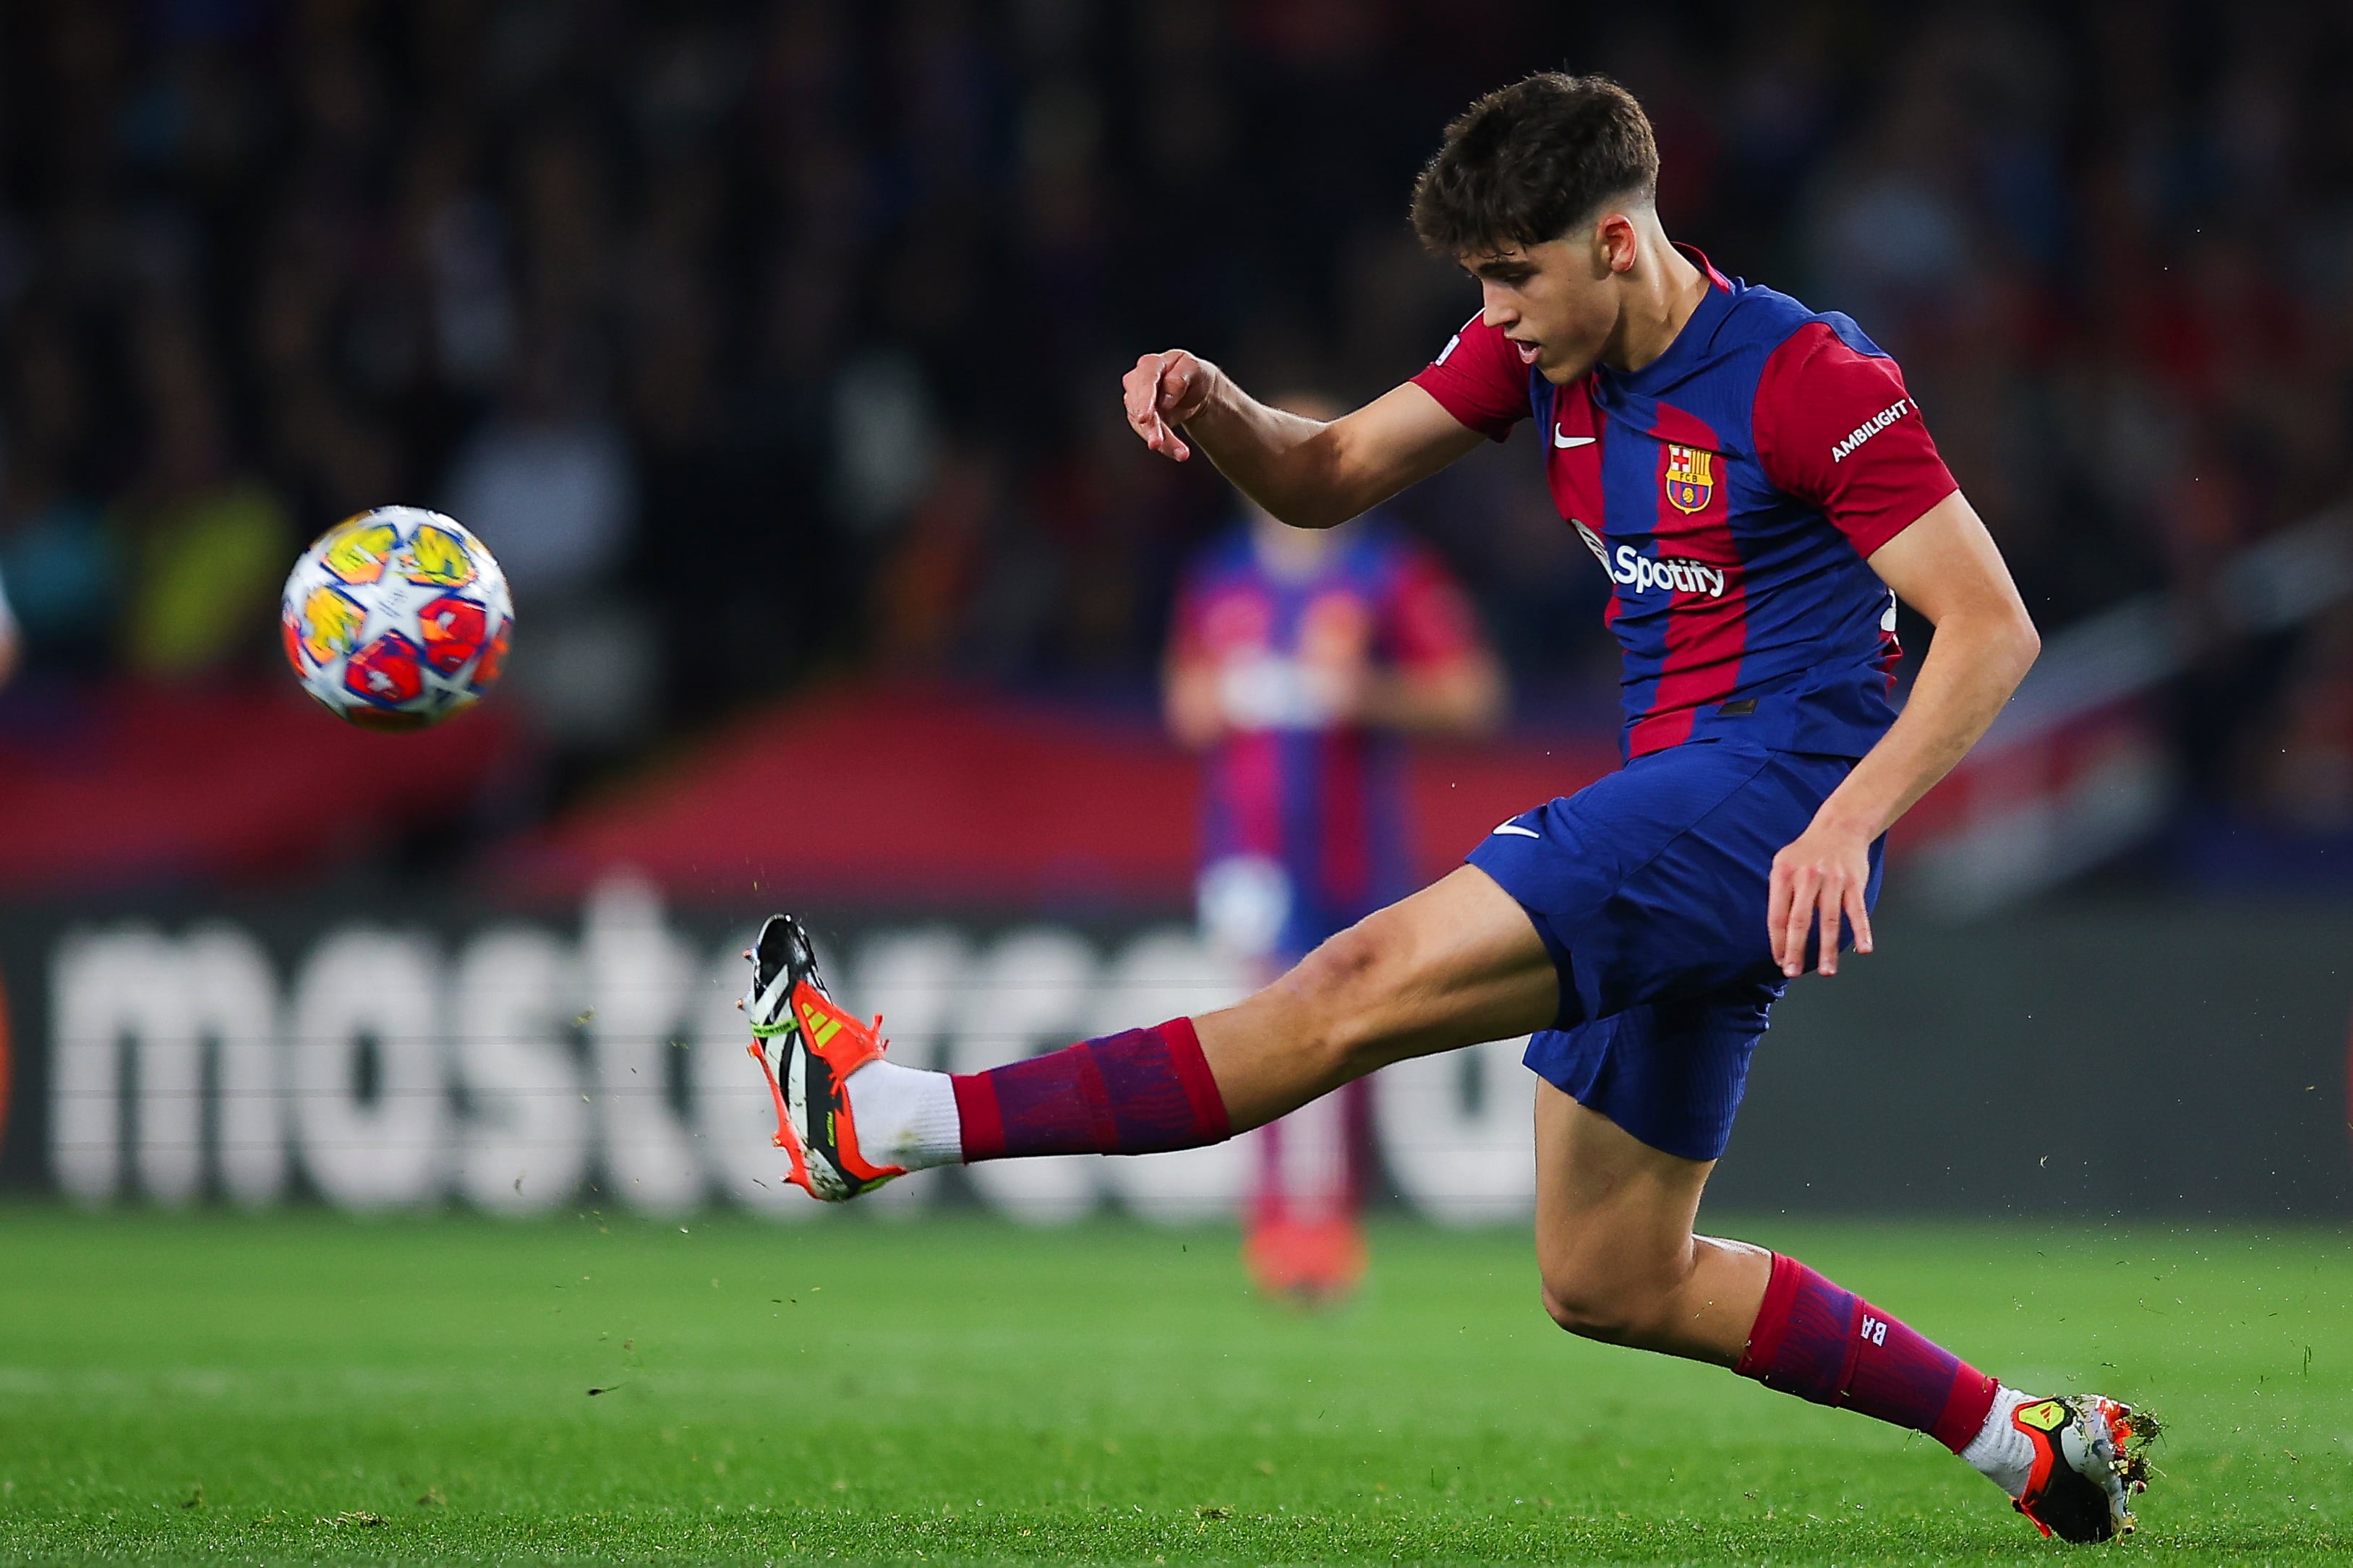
[1662,444,1714,514]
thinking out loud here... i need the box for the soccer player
[1163,403,1503,1300]
[743,75,2154,1541]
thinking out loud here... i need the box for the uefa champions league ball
[281,507,513,730]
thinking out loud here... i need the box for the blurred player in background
[1163,395,1503,1302]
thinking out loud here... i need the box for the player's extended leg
[1527,1079,2153,1542]
[1195,865,1556,1127]
[741,865,1552,1196]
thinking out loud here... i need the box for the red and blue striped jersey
[1413,248,1955,761]
[1170,517,1481,944]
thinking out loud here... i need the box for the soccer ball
[281,507,513,731]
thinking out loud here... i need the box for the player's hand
[1123,351,1216,461]
[1767,818,1875,978]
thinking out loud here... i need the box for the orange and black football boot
[2010,1394,2157,1543]
[740,914,903,1201]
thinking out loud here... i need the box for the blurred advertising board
[1717,903,2353,1219]
[0,882,2347,1220]
[0,879,1532,1226]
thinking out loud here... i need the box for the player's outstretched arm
[1768,490,2039,977]
[1122,352,1483,529]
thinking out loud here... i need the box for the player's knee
[1537,1259,1671,1345]
[1540,1272,1641,1343]
[1280,922,1396,1077]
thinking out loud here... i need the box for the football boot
[2010,1393,2156,1543]
[740,914,902,1201]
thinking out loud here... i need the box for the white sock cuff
[1960,1384,2036,1498]
[843,1059,963,1172]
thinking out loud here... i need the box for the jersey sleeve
[1379,542,1486,669]
[1753,321,1958,558]
[1409,313,1533,442]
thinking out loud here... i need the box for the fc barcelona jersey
[1412,247,1957,761]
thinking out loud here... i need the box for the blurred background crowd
[2,0,2352,888]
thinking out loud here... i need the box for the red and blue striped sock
[1735,1252,1999,1451]
[951,1018,1230,1161]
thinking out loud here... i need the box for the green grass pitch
[1,1208,2347,1564]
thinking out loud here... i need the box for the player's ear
[1593,210,1639,276]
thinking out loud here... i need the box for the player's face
[1464,235,1620,385]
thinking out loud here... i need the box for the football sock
[950,1018,1229,1162]
[1735,1252,1999,1451]
[1959,1384,2038,1496]
[840,1058,964,1172]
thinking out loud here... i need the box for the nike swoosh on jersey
[1491,823,1542,838]
[1553,429,1596,449]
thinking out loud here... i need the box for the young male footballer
[742,74,2156,1541]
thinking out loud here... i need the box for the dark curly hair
[1409,74,1660,257]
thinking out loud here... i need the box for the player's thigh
[1197,864,1556,1128]
[1532,1081,1713,1310]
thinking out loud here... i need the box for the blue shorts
[1466,742,1884,1162]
